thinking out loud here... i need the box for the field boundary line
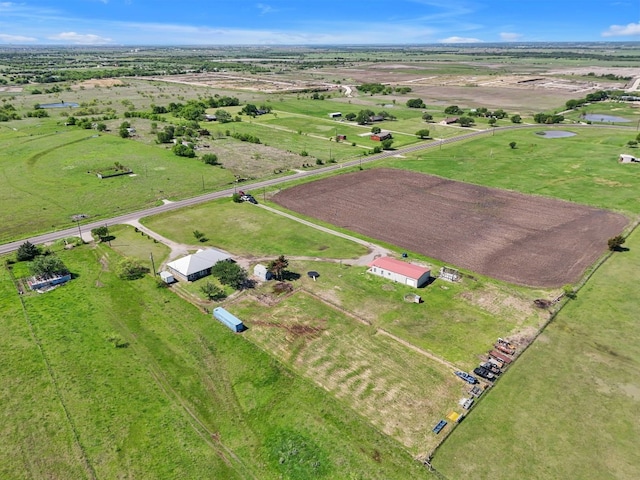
[6,266,97,480]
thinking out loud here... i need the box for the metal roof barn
[213,307,245,333]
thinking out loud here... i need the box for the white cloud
[256,3,274,15]
[602,21,640,37]
[500,32,522,41]
[47,32,112,44]
[439,36,482,43]
[0,33,36,42]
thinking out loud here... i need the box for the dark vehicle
[433,419,447,434]
[455,370,478,384]
[481,361,501,375]
[473,366,496,381]
[240,194,258,204]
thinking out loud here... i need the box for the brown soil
[272,168,628,287]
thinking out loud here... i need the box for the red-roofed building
[367,257,431,288]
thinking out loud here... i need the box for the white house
[619,154,639,163]
[367,257,431,288]
[166,248,232,282]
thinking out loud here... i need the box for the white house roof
[167,248,231,276]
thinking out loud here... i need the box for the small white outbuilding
[253,264,273,281]
[619,154,639,163]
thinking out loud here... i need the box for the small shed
[329,112,342,118]
[27,273,71,291]
[213,307,245,333]
[160,271,175,284]
[619,154,639,163]
[253,264,273,281]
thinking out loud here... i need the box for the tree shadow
[281,271,301,281]
[613,246,630,252]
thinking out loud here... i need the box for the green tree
[415,129,430,139]
[458,116,474,127]
[509,141,517,149]
[422,112,433,122]
[510,114,522,124]
[215,109,233,123]
[119,127,130,138]
[96,122,107,132]
[345,113,356,121]
[241,104,259,116]
[201,153,220,165]
[371,126,381,134]
[232,192,242,203]
[172,143,195,158]
[212,261,248,289]
[488,118,497,127]
[406,98,426,108]
[30,255,69,277]
[608,235,626,251]
[381,139,394,150]
[116,257,149,280]
[201,281,226,301]
[267,255,289,281]
[16,241,40,261]
[91,226,109,241]
[444,105,463,115]
[355,109,374,125]
[626,140,638,148]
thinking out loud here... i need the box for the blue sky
[0,0,639,45]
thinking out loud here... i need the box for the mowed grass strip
[433,228,640,480]
[0,266,89,479]
[234,291,462,455]
[6,245,428,479]
[141,198,368,259]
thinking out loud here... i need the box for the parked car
[455,370,478,384]
[240,194,258,204]
[473,366,496,381]
[481,361,501,375]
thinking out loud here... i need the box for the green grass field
[383,126,640,215]
[1,244,431,479]
[433,228,640,480]
[141,199,369,259]
[0,121,235,243]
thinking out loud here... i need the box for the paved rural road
[0,123,628,255]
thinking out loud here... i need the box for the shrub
[116,257,149,280]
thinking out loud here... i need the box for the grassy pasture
[141,199,369,259]
[383,126,640,215]
[234,291,463,455]
[0,120,235,242]
[433,228,640,480]
[105,224,171,271]
[2,245,430,479]
[273,260,549,368]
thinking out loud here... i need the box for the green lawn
[141,198,369,259]
[433,227,640,480]
[0,121,235,243]
[1,244,431,479]
[383,126,640,215]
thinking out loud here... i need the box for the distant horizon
[1,1,639,46]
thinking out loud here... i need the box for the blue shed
[213,307,245,333]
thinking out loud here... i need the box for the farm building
[329,112,342,118]
[253,263,273,281]
[204,114,217,121]
[27,273,71,291]
[440,117,459,125]
[619,154,639,163]
[371,130,392,141]
[159,271,175,284]
[213,307,245,332]
[166,248,232,282]
[368,257,431,288]
[369,115,385,122]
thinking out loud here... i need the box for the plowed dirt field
[272,168,628,287]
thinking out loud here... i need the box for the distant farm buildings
[440,117,459,125]
[368,257,431,288]
[619,154,639,163]
[166,248,232,282]
[370,130,392,141]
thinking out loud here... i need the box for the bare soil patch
[272,168,628,287]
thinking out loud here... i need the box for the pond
[583,114,631,123]
[39,102,79,108]
[535,130,577,139]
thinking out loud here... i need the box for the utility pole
[150,252,156,276]
[75,219,83,242]
[105,223,111,246]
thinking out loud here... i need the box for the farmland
[2,43,640,479]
